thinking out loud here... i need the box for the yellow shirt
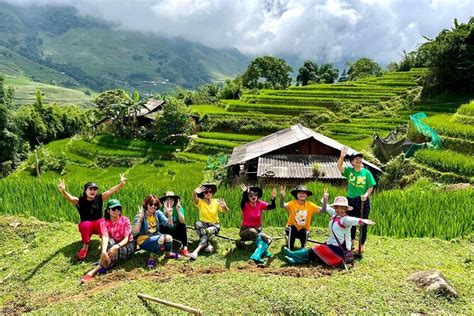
[286,200,320,231]
[137,215,157,245]
[196,198,223,223]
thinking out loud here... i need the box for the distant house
[227,124,382,186]
[92,98,165,129]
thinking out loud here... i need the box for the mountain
[0,2,250,93]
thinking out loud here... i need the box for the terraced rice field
[190,68,428,153]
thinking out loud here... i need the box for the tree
[347,58,382,81]
[218,76,243,100]
[419,18,474,92]
[152,97,193,144]
[241,56,293,89]
[0,74,21,166]
[296,61,339,85]
[92,89,132,118]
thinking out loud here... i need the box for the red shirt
[100,216,133,242]
[241,201,269,227]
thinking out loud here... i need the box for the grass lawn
[0,216,472,314]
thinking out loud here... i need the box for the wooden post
[34,149,40,177]
[137,293,203,315]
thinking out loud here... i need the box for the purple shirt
[241,201,269,227]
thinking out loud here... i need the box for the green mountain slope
[4,74,91,106]
[0,3,249,92]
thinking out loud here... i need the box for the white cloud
[4,0,473,65]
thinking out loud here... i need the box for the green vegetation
[414,149,474,176]
[0,2,249,92]
[4,75,91,106]
[0,216,472,314]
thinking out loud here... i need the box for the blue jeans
[139,235,164,254]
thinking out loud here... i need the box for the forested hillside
[0,2,249,93]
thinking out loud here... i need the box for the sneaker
[77,248,88,261]
[146,258,156,269]
[189,252,198,260]
[97,267,107,275]
[165,252,180,260]
[80,274,94,283]
[204,244,214,253]
[179,248,191,257]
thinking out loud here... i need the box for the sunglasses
[204,190,213,194]
[248,193,258,198]
[148,203,160,207]
[110,207,122,211]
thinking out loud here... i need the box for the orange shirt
[286,200,320,231]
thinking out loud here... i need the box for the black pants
[285,225,308,250]
[347,196,371,245]
[159,222,188,247]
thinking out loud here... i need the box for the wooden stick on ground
[138,293,203,315]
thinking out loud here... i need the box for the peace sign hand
[58,179,66,192]
[271,187,277,199]
[176,199,182,210]
[323,187,329,201]
[119,173,127,184]
[279,185,286,198]
[240,183,248,192]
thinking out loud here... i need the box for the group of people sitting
[57,146,376,283]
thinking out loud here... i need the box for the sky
[6,0,474,65]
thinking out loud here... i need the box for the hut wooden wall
[270,138,340,156]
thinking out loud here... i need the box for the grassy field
[4,75,92,107]
[0,215,472,314]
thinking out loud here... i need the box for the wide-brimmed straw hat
[330,196,353,210]
[197,183,217,198]
[291,185,313,198]
[248,186,263,198]
[159,191,180,204]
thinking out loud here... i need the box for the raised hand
[195,186,206,194]
[279,185,286,198]
[58,179,66,192]
[119,173,127,184]
[340,146,348,159]
[271,187,277,199]
[217,198,227,209]
[176,199,182,210]
[364,219,376,225]
[240,183,248,192]
[137,206,144,220]
[323,187,329,201]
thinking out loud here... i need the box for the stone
[409,270,458,298]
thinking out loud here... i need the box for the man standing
[337,146,376,254]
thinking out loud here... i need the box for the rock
[9,221,21,228]
[409,270,458,298]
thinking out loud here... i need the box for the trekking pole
[186,225,237,242]
[358,198,364,258]
[137,293,203,315]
